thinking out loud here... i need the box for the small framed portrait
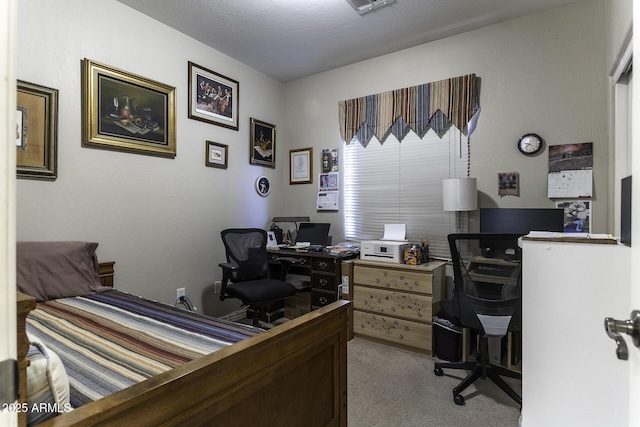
[290,147,313,184]
[188,61,239,131]
[81,58,176,158]
[250,118,276,168]
[256,176,271,196]
[205,141,228,169]
[16,80,58,180]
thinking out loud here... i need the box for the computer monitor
[295,223,331,246]
[479,208,564,252]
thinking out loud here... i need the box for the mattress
[26,290,259,409]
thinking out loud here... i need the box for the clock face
[518,133,543,155]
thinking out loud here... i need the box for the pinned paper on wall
[317,172,339,210]
[547,143,593,198]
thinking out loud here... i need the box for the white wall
[283,0,609,241]
[16,0,620,317]
[16,0,286,316]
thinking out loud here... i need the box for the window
[344,127,469,258]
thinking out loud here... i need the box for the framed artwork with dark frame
[16,80,58,180]
[205,141,228,169]
[81,58,176,158]
[188,61,239,131]
[290,147,313,184]
[249,118,275,168]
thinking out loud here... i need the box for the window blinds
[344,128,469,258]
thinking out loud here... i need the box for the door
[0,1,18,426]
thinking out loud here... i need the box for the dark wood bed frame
[17,262,350,426]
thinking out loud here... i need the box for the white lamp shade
[443,178,477,211]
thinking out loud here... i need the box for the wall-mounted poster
[498,172,519,197]
[556,200,591,233]
[548,143,593,198]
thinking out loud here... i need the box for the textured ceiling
[118,0,580,82]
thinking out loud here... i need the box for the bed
[15,241,349,427]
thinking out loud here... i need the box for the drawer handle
[319,296,328,305]
[319,261,328,269]
[319,279,328,286]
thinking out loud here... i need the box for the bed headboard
[99,262,115,287]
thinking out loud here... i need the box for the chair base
[434,359,521,407]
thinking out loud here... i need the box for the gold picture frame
[82,58,176,158]
[249,118,275,168]
[16,80,58,180]
[205,141,228,169]
[289,147,313,184]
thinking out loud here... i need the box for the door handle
[604,310,640,360]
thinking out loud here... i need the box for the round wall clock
[517,133,544,156]
[256,176,271,196]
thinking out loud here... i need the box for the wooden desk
[268,248,358,319]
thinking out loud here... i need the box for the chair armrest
[219,262,239,272]
[270,257,301,281]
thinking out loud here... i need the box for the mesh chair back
[221,228,269,282]
[448,233,523,333]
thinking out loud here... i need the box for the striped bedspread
[26,290,259,408]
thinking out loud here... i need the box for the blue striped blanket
[26,290,259,409]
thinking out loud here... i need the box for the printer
[361,240,410,263]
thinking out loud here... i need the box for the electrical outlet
[177,287,186,299]
[214,281,222,294]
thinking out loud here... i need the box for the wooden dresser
[351,259,446,352]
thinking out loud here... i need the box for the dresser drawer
[312,258,336,273]
[353,286,432,322]
[354,265,433,295]
[311,290,337,308]
[353,310,432,351]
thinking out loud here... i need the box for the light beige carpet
[348,336,521,427]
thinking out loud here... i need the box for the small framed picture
[188,61,239,131]
[250,118,275,168]
[290,147,313,184]
[205,141,228,169]
[256,176,271,196]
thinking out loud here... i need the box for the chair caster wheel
[454,393,465,405]
[434,367,443,376]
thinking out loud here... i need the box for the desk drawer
[311,273,336,291]
[311,290,337,308]
[353,310,432,351]
[312,258,336,273]
[353,286,432,322]
[354,265,433,295]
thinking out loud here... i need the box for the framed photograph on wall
[205,140,228,169]
[249,118,275,168]
[81,58,176,158]
[188,61,239,131]
[16,80,58,180]
[290,147,313,184]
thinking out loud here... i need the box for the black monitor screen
[296,223,331,246]
[479,208,564,250]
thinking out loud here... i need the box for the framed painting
[205,141,228,169]
[290,147,313,184]
[16,80,58,180]
[188,61,239,131]
[81,58,176,158]
[249,118,275,168]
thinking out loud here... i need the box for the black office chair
[219,228,298,327]
[434,233,523,407]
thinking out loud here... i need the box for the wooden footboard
[38,300,349,427]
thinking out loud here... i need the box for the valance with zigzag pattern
[338,74,479,146]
